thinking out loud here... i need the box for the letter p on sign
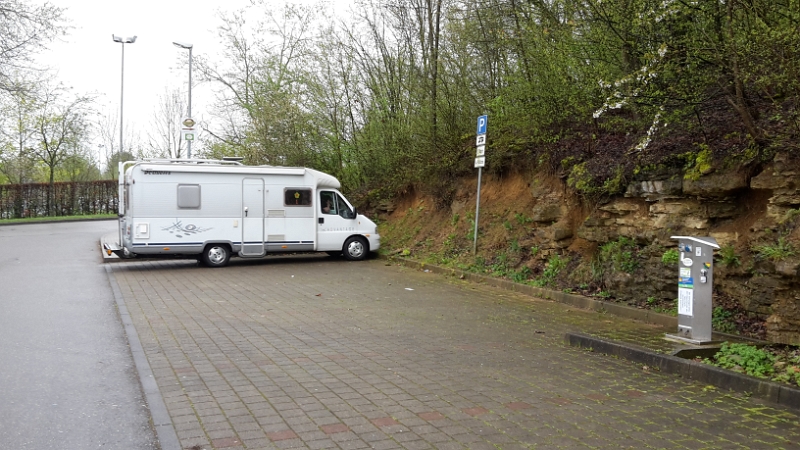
[477,115,488,135]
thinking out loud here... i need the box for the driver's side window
[320,191,355,218]
[336,195,354,219]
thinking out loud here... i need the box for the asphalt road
[0,220,157,449]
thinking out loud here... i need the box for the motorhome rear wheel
[202,244,231,267]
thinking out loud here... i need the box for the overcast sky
[37,0,355,160]
[40,0,256,150]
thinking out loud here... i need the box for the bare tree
[0,71,47,183]
[201,3,317,165]
[96,108,119,176]
[0,0,66,94]
[146,87,188,159]
[95,107,139,178]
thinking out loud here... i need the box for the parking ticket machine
[667,236,720,344]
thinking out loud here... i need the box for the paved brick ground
[109,255,800,450]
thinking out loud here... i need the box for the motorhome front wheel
[343,236,368,261]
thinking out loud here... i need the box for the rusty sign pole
[473,115,487,255]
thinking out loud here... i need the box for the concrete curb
[565,332,800,411]
[105,265,181,450]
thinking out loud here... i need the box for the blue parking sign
[477,115,488,135]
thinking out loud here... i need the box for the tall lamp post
[112,35,136,157]
[173,41,193,159]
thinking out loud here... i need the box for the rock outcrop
[571,153,800,343]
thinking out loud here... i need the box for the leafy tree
[28,83,93,212]
[200,0,800,206]
[103,150,136,179]
[58,152,101,182]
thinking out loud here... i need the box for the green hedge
[0,180,117,219]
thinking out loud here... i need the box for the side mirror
[352,207,358,217]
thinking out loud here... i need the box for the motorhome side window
[284,188,311,206]
[177,184,201,209]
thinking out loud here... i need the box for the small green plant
[772,351,800,387]
[515,213,532,225]
[646,296,657,305]
[451,213,460,226]
[718,244,741,268]
[712,307,738,334]
[442,234,458,254]
[530,246,540,257]
[653,299,678,316]
[706,343,774,379]
[567,162,597,195]
[531,254,567,287]
[599,236,640,273]
[490,253,511,277]
[782,208,800,224]
[752,237,796,261]
[683,145,713,181]
[509,239,521,253]
[502,220,513,231]
[597,290,612,299]
[601,166,626,195]
[661,248,680,265]
[511,266,531,283]
[466,218,476,241]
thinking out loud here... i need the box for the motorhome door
[241,178,266,256]
[317,190,357,251]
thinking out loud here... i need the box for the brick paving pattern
[109,256,800,450]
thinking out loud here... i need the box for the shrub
[707,343,774,379]
[712,307,737,334]
[718,244,741,267]
[532,254,566,287]
[661,248,680,265]
[600,237,640,273]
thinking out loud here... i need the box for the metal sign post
[473,115,487,254]
[182,117,196,157]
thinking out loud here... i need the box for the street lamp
[173,41,193,159]
[112,35,136,157]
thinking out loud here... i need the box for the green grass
[752,237,796,261]
[0,214,116,225]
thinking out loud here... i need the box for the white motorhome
[105,159,380,267]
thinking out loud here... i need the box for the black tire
[201,244,231,267]
[342,236,368,261]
